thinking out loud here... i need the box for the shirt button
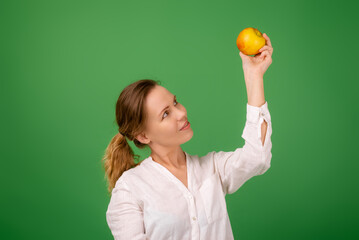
[260,112,265,116]
[192,217,197,221]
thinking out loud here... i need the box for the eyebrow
[158,95,176,117]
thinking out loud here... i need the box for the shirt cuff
[246,101,271,139]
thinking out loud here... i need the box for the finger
[262,52,272,63]
[260,50,270,60]
[259,46,273,57]
[259,46,272,53]
[260,51,267,59]
[262,33,272,48]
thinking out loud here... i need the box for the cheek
[162,120,179,134]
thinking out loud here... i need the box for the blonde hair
[102,79,161,194]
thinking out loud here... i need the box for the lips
[180,121,189,131]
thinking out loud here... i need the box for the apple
[236,27,266,56]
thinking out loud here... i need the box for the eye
[162,99,178,119]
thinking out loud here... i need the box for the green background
[1,0,358,239]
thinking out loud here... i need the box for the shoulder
[186,151,217,176]
[115,158,148,183]
[194,149,242,175]
[197,150,217,166]
[111,157,153,195]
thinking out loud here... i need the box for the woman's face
[139,85,193,147]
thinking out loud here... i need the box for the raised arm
[239,32,273,146]
[210,33,274,195]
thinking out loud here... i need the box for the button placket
[188,193,197,224]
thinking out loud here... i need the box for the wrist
[244,72,264,90]
[244,70,263,79]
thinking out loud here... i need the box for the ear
[135,132,151,144]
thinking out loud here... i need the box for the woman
[103,33,274,240]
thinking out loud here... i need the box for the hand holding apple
[237,30,273,77]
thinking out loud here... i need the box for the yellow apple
[236,27,266,55]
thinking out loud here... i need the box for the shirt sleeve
[213,101,272,195]
[106,179,147,240]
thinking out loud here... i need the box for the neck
[150,147,186,169]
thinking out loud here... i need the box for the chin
[182,129,194,143]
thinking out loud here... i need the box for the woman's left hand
[239,33,273,77]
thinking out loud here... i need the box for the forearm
[244,72,268,146]
[244,72,266,107]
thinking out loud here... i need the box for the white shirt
[106,101,272,240]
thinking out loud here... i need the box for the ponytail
[102,132,140,194]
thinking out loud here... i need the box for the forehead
[145,86,173,116]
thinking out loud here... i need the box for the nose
[175,106,187,120]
